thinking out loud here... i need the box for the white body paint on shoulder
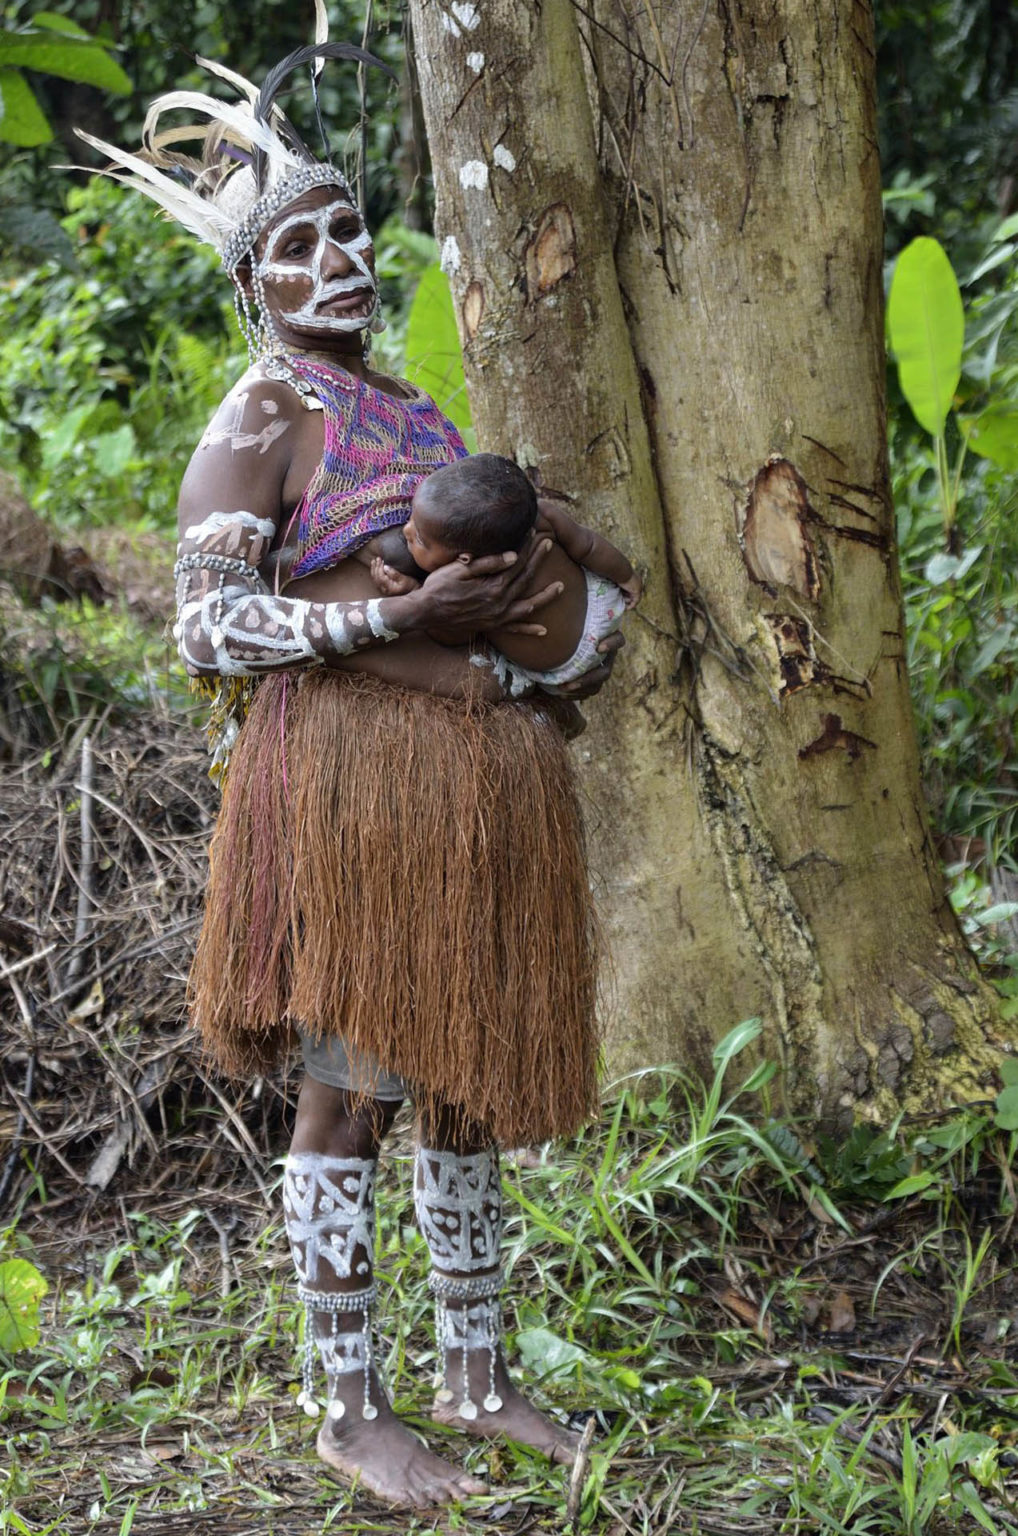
[200,392,292,454]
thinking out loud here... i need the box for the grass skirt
[189,669,599,1146]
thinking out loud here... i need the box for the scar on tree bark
[799,713,877,763]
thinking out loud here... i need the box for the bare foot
[316,1397,488,1508]
[432,1354,581,1466]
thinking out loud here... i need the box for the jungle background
[4,1,1018,1531]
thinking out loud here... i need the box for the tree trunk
[408,0,1007,1126]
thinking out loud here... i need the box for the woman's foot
[316,1396,488,1508]
[432,1354,581,1465]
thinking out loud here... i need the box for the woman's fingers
[507,536,554,593]
[554,632,625,697]
[596,631,625,656]
[501,577,562,626]
[414,542,558,631]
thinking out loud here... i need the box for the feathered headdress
[74,4,396,274]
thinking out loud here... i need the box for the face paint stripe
[255,197,378,335]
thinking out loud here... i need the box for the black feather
[252,42,397,191]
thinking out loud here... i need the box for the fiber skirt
[188,668,600,1146]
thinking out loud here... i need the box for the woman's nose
[320,238,353,279]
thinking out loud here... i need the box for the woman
[82,34,618,1511]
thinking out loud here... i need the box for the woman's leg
[415,1106,581,1464]
[286,1074,488,1506]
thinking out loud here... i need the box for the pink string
[280,673,290,802]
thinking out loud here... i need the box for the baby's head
[404,454,538,572]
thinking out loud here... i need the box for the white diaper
[471,567,626,698]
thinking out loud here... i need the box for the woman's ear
[234,257,254,301]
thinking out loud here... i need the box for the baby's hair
[417,453,538,556]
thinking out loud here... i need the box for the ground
[3,1082,1018,1536]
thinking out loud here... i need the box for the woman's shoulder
[236,360,313,414]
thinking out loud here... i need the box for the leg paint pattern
[414,1147,504,1419]
[283,1152,382,1422]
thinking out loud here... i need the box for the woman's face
[249,184,378,343]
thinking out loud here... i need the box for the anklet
[431,1271,504,1417]
[297,1282,378,1420]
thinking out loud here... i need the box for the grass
[3,1027,1018,1535]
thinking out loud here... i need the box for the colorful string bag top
[286,354,468,579]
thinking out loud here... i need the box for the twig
[0,1052,35,1213]
[205,1210,237,1299]
[566,1415,597,1530]
[806,1404,903,1472]
[856,1333,927,1432]
[2,1063,83,1186]
[0,944,57,980]
[65,734,95,987]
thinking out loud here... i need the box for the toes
[455,1473,489,1495]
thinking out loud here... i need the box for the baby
[365,453,641,690]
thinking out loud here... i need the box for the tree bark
[408,0,1007,1126]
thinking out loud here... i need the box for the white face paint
[255,197,378,334]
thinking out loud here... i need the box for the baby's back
[486,540,591,672]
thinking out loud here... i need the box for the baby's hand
[370,556,421,596]
[620,571,643,609]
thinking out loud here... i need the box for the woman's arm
[175,376,562,677]
[175,376,413,675]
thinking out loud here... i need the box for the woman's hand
[405,539,562,637]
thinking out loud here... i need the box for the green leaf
[740,1059,778,1092]
[404,264,472,434]
[994,1084,1018,1131]
[937,1432,997,1467]
[923,546,983,585]
[970,902,1018,926]
[960,403,1018,472]
[992,211,1018,242]
[0,67,50,146]
[41,401,94,467]
[0,1257,47,1351]
[28,13,93,37]
[515,1327,588,1378]
[93,424,136,477]
[0,201,77,268]
[711,1017,763,1070]
[887,236,964,436]
[883,1171,937,1199]
[0,34,131,94]
[999,1056,1018,1086]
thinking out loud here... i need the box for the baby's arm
[537,501,642,606]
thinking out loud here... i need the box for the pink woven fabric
[289,356,468,578]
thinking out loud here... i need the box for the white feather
[194,55,260,104]
[142,91,303,169]
[313,0,329,79]
[74,130,235,245]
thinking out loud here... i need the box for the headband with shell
[74,12,396,276]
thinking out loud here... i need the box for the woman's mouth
[316,287,373,314]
